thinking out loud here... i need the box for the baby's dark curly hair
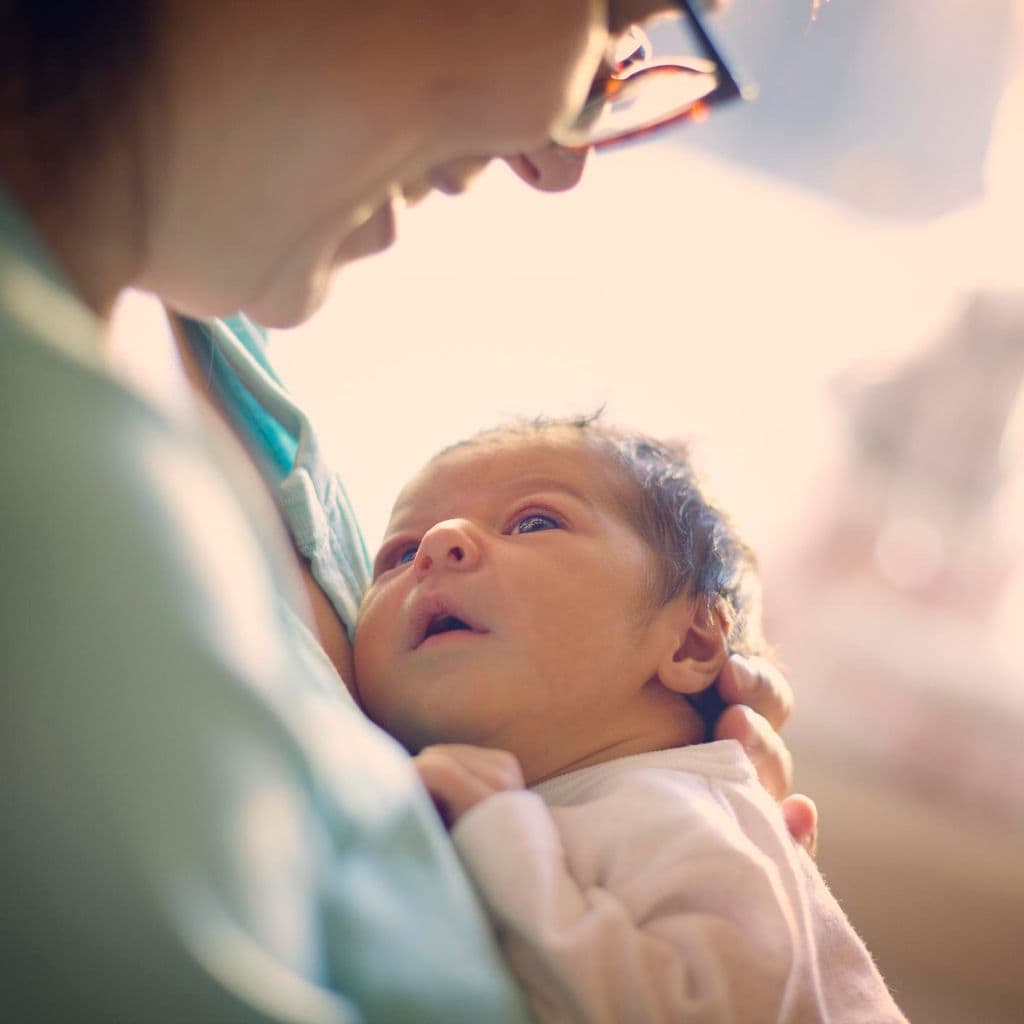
[441,413,767,660]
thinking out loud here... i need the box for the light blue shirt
[0,186,532,1023]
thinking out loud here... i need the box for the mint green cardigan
[0,188,531,1023]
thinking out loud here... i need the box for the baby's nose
[414,520,481,575]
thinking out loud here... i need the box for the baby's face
[354,433,674,782]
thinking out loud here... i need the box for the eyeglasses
[554,0,752,150]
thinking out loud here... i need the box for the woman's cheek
[438,0,606,154]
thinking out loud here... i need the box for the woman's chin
[243,271,333,330]
[244,265,352,331]
[240,207,398,329]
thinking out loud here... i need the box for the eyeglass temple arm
[679,0,743,99]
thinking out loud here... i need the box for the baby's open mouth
[410,600,488,650]
[424,614,473,639]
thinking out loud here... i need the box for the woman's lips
[334,200,398,264]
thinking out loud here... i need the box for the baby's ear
[656,596,731,696]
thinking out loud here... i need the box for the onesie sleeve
[451,775,813,1024]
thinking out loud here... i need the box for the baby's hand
[414,744,524,829]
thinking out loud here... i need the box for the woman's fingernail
[804,831,818,859]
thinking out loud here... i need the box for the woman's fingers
[714,660,816,850]
[716,654,794,732]
[782,794,819,858]
[714,703,793,801]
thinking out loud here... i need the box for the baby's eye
[513,512,561,535]
[395,544,419,566]
[373,542,418,579]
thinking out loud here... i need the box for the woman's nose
[414,520,482,576]
[504,142,589,193]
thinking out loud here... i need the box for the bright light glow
[273,142,1015,556]
[874,515,946,591]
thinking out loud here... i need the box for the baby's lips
[406,591,485,650]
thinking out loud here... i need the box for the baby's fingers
[414,745,523,828]
[424,744,524,791]
[415,749,493,827]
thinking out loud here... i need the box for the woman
[1,3,810,1020]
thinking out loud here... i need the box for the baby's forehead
[389,432,631,526]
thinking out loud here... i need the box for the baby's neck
[527,695,707,787]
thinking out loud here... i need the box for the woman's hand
[413,658,820,855]
[414,744,525,830]
[714,654,818,856]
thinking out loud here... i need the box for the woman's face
[138,1,608,327]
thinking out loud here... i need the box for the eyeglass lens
[558,6,740,149]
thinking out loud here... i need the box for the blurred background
[265,1,1024,1019]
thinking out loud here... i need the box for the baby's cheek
[352,594,384,682]
[354,590,411,710]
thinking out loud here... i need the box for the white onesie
[452,740,908,1024]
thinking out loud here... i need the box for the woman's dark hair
[0,2,153,181]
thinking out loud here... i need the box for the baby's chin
[362,691,487,757]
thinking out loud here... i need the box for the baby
[354,416,908,1024]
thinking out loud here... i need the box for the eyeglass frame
[558,0,750,150]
